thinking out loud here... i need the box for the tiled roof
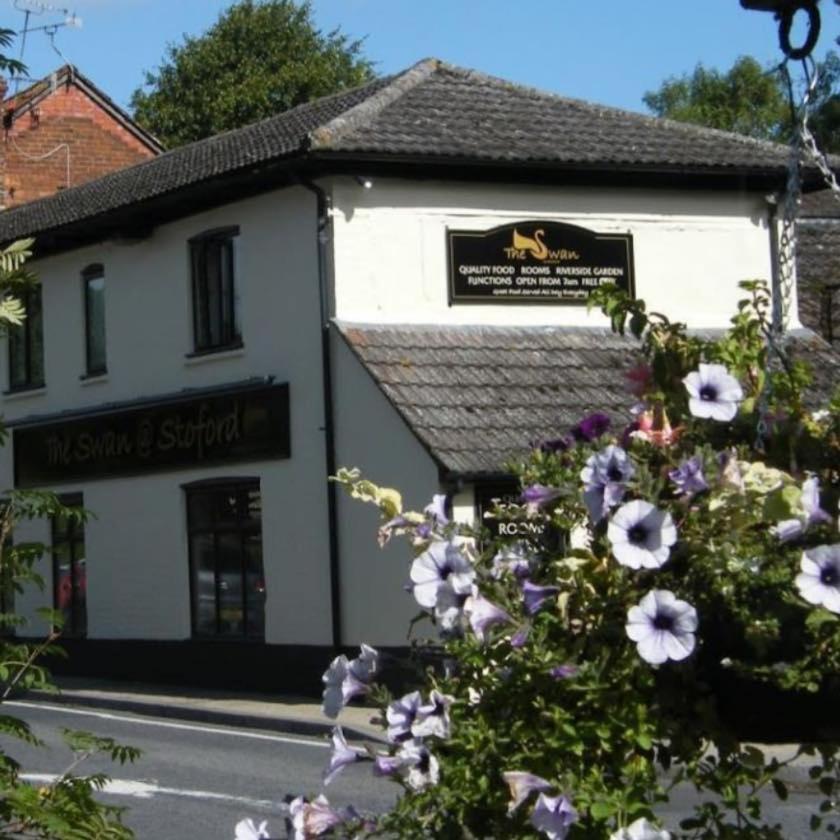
[0,59,803,247]
[338,323,840,476]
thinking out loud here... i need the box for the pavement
[21,676,384,742]
[18,678,831,792]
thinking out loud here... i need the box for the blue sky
[5,0,839,116]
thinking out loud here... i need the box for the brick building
[1,65,163,209]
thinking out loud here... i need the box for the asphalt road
[1,700,396,839]
[0,700,837,839]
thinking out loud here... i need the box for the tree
[644,53,840,152]
[130,0,375,148]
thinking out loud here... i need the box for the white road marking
[22,773,287,810]
[5,700,329,749]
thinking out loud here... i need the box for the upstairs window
[189,227,241,354]
[8,284,44,391]
[83,264,107,376]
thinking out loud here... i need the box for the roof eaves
[307,58,440,150]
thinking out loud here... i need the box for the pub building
[0,59,837,692]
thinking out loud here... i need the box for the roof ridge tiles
[307,58,439,150]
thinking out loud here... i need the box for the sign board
[13,383,290,487]
[475,481,567,553]
[448,220,634,305]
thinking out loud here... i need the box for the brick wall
[3,79,157,208]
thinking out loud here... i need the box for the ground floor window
[52,494,86,638]
[186,479,265,640]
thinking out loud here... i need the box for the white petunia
[234,818,269,840]
[610,817,672,839]
[683,363,743,421]
[410,538,475,610]
[608,500,677,570]
[626,590,698,665]
[795,544,840,614]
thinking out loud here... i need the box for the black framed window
[186,479,265,640]
[8,285,44,391]
[52,494,86,638]
[83,264,107,375]
[190,227,241,353]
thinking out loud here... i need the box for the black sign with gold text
[448,221,634,305]
[13,383,290,487]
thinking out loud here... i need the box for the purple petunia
[323,726,361,785]
[522,580,561,615]
[571,412,612,442]
[669,456,708,497]
[683,363,743,422]
[386,691,422,743]
[580,445,635,522]
[412,690,453,740]
[522,484,563,515]
[289,794,344,839]
[321,644,379,719]
[502,771,553,814]
[773,476,832,542]
[549,664,579,680]
[463,586,512,642]
[530,793,578,839]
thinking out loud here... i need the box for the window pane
[244,533,265,639]
[8,286,43,389]
[191,230,239,351]
[191,533,217,636]
[85,273,106,373]
[28,287,44,386]
[186,481,262,640]
[217,532,244,636]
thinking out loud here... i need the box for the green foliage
[643,53,840,151]
[330,281,840,838]
[130,0,375,147]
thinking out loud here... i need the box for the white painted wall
[332,334,440,646]
[330,178,780,329]
[0,187,335,645]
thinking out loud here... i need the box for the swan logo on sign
[447,220,634,305]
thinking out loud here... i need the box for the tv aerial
[10,0,82,84]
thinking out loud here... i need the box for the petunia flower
[521,484,562,515]
[608,500,677,570]
[571,412,611,442]
[773,476,832,542]
[386,691,422,743]
[510,624,531,648]
[234,818,270,840]
[410,539,475,611]
[669,456,708,497]
[372,753,404,777]
[321,645,379,719]
[463,586,512,642]
[683,363,743,422]
[397,739,440,791]
[323,726,361,785]
[795,544,840,614]
[522,580,561,615]
[289,794,344,839]
[549,664,578,680]
[530,792,578,839]
[610,817,672,839]
[412,690,453,740]
[424,493,449,528]
[491,543,533,579]
[539,433,575,454]
[433,583,470,633]
[581,445,634,521]
[502,771,552,814]
[626,590,698,665]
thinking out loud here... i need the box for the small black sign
[475,481,567,553]
[448,220,634,305]
[13,383,290,487]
